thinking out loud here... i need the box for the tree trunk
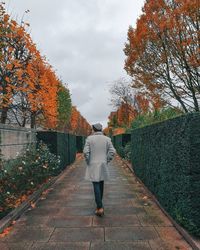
[0,107,8,124]
[30,112,36,128]
[22,117,26,127]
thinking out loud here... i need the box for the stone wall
[0,124,36,160]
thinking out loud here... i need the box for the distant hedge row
[36,132,86,169]
[111,133,131,159]
[131,113,200,236]
[76,136,86,153]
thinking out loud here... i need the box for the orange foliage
[0,5,31,110]
[103,127,110,135]
[26,55,59,128]
[66,106,91,136]
[116,103,137,127]
[107,93,153,134]
[0,225,13,238]
[112,127,126,136]
[0,3,59,128]
[107,103,136,135]
[124,0,200,112]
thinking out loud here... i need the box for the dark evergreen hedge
[112,134,131,158]
[114,134,123,157]
[131,113,200,236]
[76,136,86,153]
[36,131,77,169]
[68,134,76,164]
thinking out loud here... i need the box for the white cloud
[5,0,145,126]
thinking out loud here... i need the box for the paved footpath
[0,157,192,250]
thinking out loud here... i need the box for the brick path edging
[120,157,200,250]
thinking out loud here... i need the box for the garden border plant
[0,141,61,220]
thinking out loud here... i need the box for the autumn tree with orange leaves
[106,103,135,136]
[66,106,91,136]
[0,4,61,129]
[0,3,90,133]
[0,4,32,124]
[26,54,59,129]
[107,77,152,134]
[109,77,158,114]
[124,0,200,112]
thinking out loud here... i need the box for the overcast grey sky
[5,0,145,127]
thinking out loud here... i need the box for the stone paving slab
[2,226,54,242]
[105,226,159,241]
[57,199,95,207]
[0,157,192,249]
[101,206,146,215]
[148,238,191,250]
[102,198,137,206]
[0,242,33,250]
[15,215,50,227]
[90,241,151,250]
[31,242,90,250]
[59,206,95,216]
[24,207,62,216]
[93,215,140,227]
[46,216,93,228]
[49,227,104,242]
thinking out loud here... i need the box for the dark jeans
[92,181,104,209]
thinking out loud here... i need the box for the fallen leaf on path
[40,197,46,200]
[0,226,12,238]
[11,220,16,225]
[30,202,36,208]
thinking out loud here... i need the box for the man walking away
[83,123,116,216]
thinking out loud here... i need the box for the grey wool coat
[83,132,116,182]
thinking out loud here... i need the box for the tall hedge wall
[68,134,77,164]
[112,133,131,158]
[76,136,86,153]
[131,113,200,236]
[36,131,77,170]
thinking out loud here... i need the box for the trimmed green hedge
[76,136,86,153]
[112,134,131,158]
[68,134,76,164]
[131,113,200,236]
[36,131,77,169]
